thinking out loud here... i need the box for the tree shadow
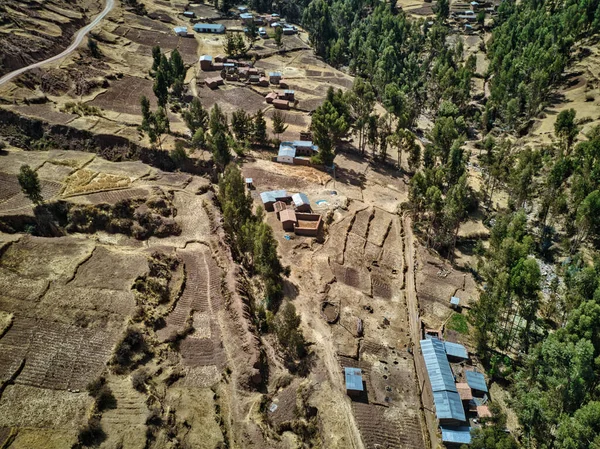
[283,278,299,300]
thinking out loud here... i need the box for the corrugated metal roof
[194,23,225,31]
[433,390,466,422]
[199,55,213,61]
[441,426,472,444]
[344,367,363,391]
[245,178,253,183]
[420,339,457,392]
[269,72,282,77]
[278,146,296,158]
[444,342,468,360]
[450,296,460,305]
[292,193,309,206]
[261,190,288,204]
[240,13,253,19]
[173,26,188,33]
[466,371,488,393]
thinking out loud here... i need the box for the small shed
[273,99,289,110]
[441,427,472,446]
[245,178,253,189]
[258,76,269,87]
[237,5,249,13]
[278,79,289,89]
[444,341,468,362]
[277,145,296,164]
[199,55,213,71]
[269,72,282,84]
[282,26,296,35]
[470,1,480,10]
[173,26,188,36]
[194,23,226,33]
[466,370,488,395]
[249,74,260,83]
[292,193,310,212]
[183,10,196,18]
[450,296,460,308]
[280,209,297,232]
[279,89,295,101]
[344,367,364,397]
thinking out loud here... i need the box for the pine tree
[253,109,268,144]
[183,98,208,134]
[153,70,169,107]
[271,110,288,141]
[231,109,252,141]
[169,49,186,82]
[152,46,161,71]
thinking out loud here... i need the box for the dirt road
[403,214,439,449]
[0,0,115,87]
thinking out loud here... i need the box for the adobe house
[273,99,289,110]
[279,90,295,101]
[269,72,282,84]
[279,79,289,89]
[258,77,270,87]
[173,26,188,37]
[205,76,224,89]
[292,193,310,212]
[199,55,213,71]
[265,92,278,104]
[260,190,290,211]
[279,209,297,232]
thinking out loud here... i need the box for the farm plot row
[0,179,62,214]
[0,317,116,390]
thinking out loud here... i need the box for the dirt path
[0,0,115,87]
[403,214,438,448]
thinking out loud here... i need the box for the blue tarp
[466,370,488,393]
[444,342,468,360]
[344,367,364,391]
[441,426,472,445]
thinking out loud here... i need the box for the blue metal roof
[444,342,468,360]
[450,296,460,305]
[344,367,364,391]
[433,390,466,422]
[278,146,296,158]
[284,89,295,94]
[269,72,282,77]
[260,190,288,203]
[199,55,213,61]
[173,26,188,33]
[441,426,472,445]
[420,339,457,392]
[245,178,253,183]
[240,13,253,19]
[292,193,309,206]
[194,23,225,31]
[466,371,488,393]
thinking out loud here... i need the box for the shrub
[111,327,151,371]
[131,368,150,392]
[77,418,106,446]
[96,385,117,411]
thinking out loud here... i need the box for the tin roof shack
[279,208,297,232]
[344,367,364,398]
[194,22,225,34]
[249,74,260,84]
[260,190,290,211]
[240,12,254,23]
[450,296,460,309]
[245,178,253,189]
[269,72,282,84]
[199,55,213,71]
[291,140,317,156]
[173,26,188,36]
[294,213,322,237]
[277,145,295,164]
[421,338,467,426]
[279,90,295,101]
[465,371,488,397]
[273,99,289,110]
[282,25,297,35]
[205,76,224,89]
[444,342,469,362]
[237,5,249,13]
[183,10,196,18]
[441,426,472,447]
[292,193,311,212]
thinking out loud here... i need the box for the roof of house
[466,371,488,393]
[237,5,248,10]
[269,72,282,77]
[441,426,472,445]
[278,145,296,158]
[273,99,288,105]
[280,209,296,223]
[477,405,492,418]
[183,10,195,15]
[444,341,468,360]
[199,55,213,61]
[455,382,473,401]
[421,338,457,392]
[194,23,225,30]
[292,193,309,207]
[173,26,188,33]
[205,76,223,84]
[240,12,253,19]
[266,92,278,99]
[260,190,288,203]
[433,390,466,422]
[450,296,460,305]
[245,178,253,183]
[344,367,364,391]
[284,89,295,94]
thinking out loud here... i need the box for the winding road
[0,0,115,87]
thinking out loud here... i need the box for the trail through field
[0,0,115,87]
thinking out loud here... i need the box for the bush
[111,327,151,371]
[96,385,117,411]
[77,418,106,446]
[131,368,150,392]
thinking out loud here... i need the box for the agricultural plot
[0,173,23,202]
[0,316,116,390]
[195,85,266,115]
[67,187,152,205]
[88,76,157,115]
